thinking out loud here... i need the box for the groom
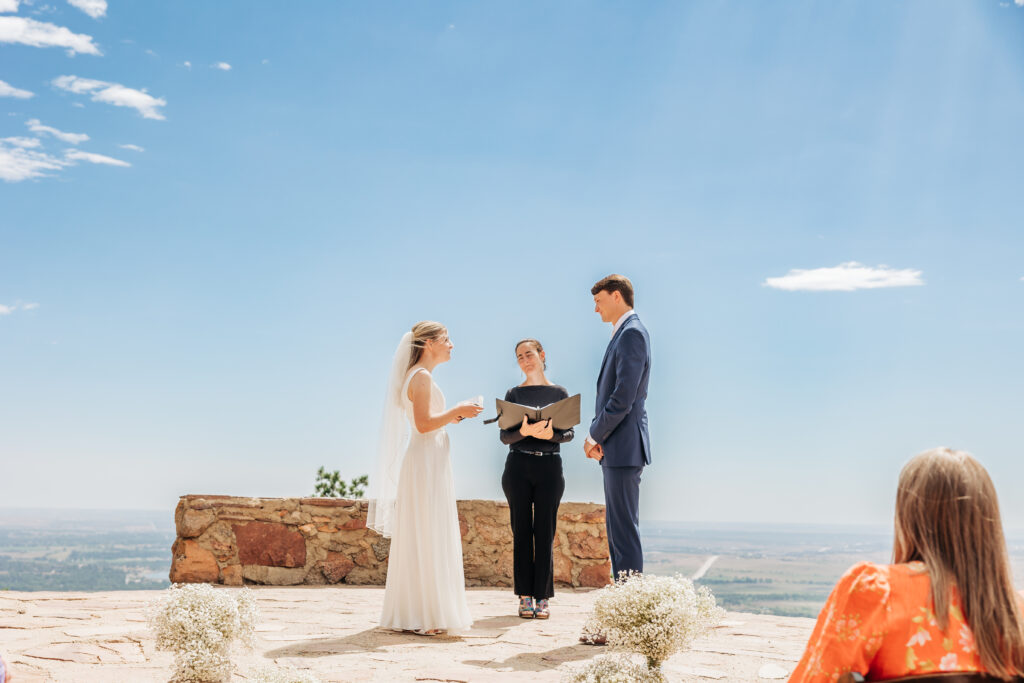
[584,274,651,582]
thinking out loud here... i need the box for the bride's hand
[453,400,484,422]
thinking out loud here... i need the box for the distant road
[691,555,720,581]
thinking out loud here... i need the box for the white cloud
[27,117,89,144]
[762,262,924,292]
[52,75,167,120]
[0,79,35,98]
[65,148,130,167]
[1017,0,1024,6]
[182,60,191,69]
[261,59,269,65]
[67,0,105,18]
[212,61,231,71]
[0,16,101,55]
[0,138,67,181]
[0,301,40,315]
[2,136,41,147]
[119,143,144,152]
[0,0,18,12]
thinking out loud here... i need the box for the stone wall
[170,496,612,589]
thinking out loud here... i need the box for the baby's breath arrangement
[564,654,666,683]
[572,572,723,680]
[250,663,322,683]
[148,583,258,682]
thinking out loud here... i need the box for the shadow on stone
[263,627,466,658]
[463,643,596,673]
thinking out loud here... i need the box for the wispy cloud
[0,301,40,315]
[27,118,88,144]
[212,61,231,71]
[0,0,18,13]
[0,138,67,181]
[182,60,191,69]
[0,16,101,55]
[119,143,144,152]
[1017,0,1024,6]
[67,0,106,18]
[0,79,34,98]
[762,262,925,292]
[52,75,167,120]
[65,148,130,167]
[2,136,41,148]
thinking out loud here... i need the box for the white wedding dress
[379,367,473,632]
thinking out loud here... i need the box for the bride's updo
[408,321,447,369]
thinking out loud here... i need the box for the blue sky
[2,0,1023,528]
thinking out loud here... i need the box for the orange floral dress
[789,561,994,682]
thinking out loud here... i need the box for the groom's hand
[584,440,603,462]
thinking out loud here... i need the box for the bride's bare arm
[408,372,480,433]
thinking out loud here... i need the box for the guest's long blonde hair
[893,447,1024,679]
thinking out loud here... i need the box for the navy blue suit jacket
[590,314,651,468]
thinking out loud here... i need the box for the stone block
[169,539,219,583]
[553,549,573,585]
[474,516,512,545]
[242,565,308,585]
[371,537,390,561]
[178,509,216,538]
[321,552,355,583]
[233,521,306,568]
[220,564,243,586]
[568,530,608,559]
[579,561,612,587]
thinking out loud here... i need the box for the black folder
[483,394,581,431]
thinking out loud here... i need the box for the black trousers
[501,451,565,600]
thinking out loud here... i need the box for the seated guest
[499,338,574,620]
[790,448,1024,682]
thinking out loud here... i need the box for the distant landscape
[2,510,1021,619]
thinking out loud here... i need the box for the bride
[367,321,484,635]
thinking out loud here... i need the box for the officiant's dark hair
[408,321,447,370]
[515,339,546,370]
[591,274,634,308]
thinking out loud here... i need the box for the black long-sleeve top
[499,384,575,454]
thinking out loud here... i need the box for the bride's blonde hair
[408,321,447,370]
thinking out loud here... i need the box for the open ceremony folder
[483,394,581,431]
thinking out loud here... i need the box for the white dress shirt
[586,309,637,448]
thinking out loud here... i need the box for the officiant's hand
[535,418,554,440]
[519,415,543,437]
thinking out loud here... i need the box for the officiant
[499,338,575,621]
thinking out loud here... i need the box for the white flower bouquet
[250,663,322,683]
[570,572,724,681]
[148,583,258,682]
[564,654,667,683]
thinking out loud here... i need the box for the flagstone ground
[0,586,814,682]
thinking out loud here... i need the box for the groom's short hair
[591,274,634,308]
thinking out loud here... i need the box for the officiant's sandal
[518,596,535,618]
[533,598,550,619]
